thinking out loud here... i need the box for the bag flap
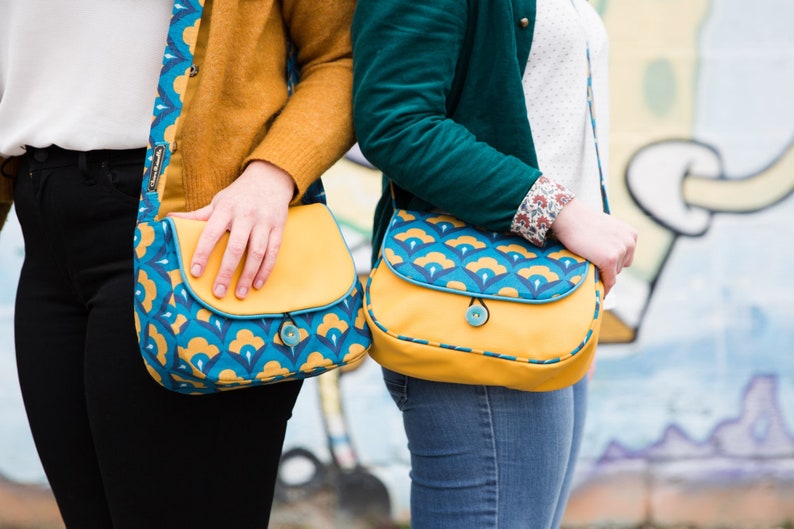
[381,210,591,303]
[168,203,357,317]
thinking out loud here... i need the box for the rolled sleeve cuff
[510,175,574,246]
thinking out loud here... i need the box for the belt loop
[78,152,95,184]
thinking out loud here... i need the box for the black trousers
[13,146,302,529]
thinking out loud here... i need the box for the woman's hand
[551,198,638,296]
[168,160,296,299]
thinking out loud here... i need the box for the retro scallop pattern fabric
[134,218,370,394]
[133,0,370,394]
[382,209,591,302]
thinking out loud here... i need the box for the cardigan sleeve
[0,157,16,231]
[245,0,357,201]
[352,0,543,233]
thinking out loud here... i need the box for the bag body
[133,3,369,394]
[364,209,604,392]
[135,203,371,394]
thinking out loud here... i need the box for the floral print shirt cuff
[510,175,575,247]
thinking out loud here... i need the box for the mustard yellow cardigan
[0,0,356,228]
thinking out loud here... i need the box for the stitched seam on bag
[364,272,603,364]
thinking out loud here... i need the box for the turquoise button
[465,305,489,327]
[280,323,302,347]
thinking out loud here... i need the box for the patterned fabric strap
[138,1,204,224]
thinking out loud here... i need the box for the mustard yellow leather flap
[168,204,356,317]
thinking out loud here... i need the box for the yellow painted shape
[684,143,794,212]
[322,158,383,233]
[603,0,711,280]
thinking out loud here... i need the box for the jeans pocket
[102,159,144,202]
[382,368,409,410]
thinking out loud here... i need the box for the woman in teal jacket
[353,0,637,527]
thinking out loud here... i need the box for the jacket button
[519,17,530,28]
[189,63,200,77]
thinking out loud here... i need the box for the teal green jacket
[352,0,542,257]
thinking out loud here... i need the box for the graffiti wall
[0,0,792,527]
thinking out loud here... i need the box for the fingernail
[214,284,226,298]
[191,264,202,277]
[254,279,264,290]
[236,287,248,298]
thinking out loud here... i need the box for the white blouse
[522,0,609,211]
[0,1,172,158]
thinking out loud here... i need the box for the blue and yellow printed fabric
[133,0,370,394]
[382,210,590,303]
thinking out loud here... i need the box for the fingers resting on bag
[550,198,638,297]
[168,160,296,299]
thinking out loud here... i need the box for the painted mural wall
[0,0,792,527]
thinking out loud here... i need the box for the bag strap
[574,0,610,214]
[584,29,610,214]
[138,4,320,224]
[138,2,205,224]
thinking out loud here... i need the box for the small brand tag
[147,144,166,192]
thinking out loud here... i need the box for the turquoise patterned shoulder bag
[133,2,371,395]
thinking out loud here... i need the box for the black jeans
[13,146,301,529]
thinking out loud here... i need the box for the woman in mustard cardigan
[0,1,354,527]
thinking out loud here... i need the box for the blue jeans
[383,368,587,529]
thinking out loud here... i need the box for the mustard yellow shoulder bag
[364,39,608,392]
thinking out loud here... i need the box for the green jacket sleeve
[352,0,542,232]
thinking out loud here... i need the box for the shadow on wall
[272,448,398,529]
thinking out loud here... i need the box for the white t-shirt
[522,0,609,210]
[0,1,172,157]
